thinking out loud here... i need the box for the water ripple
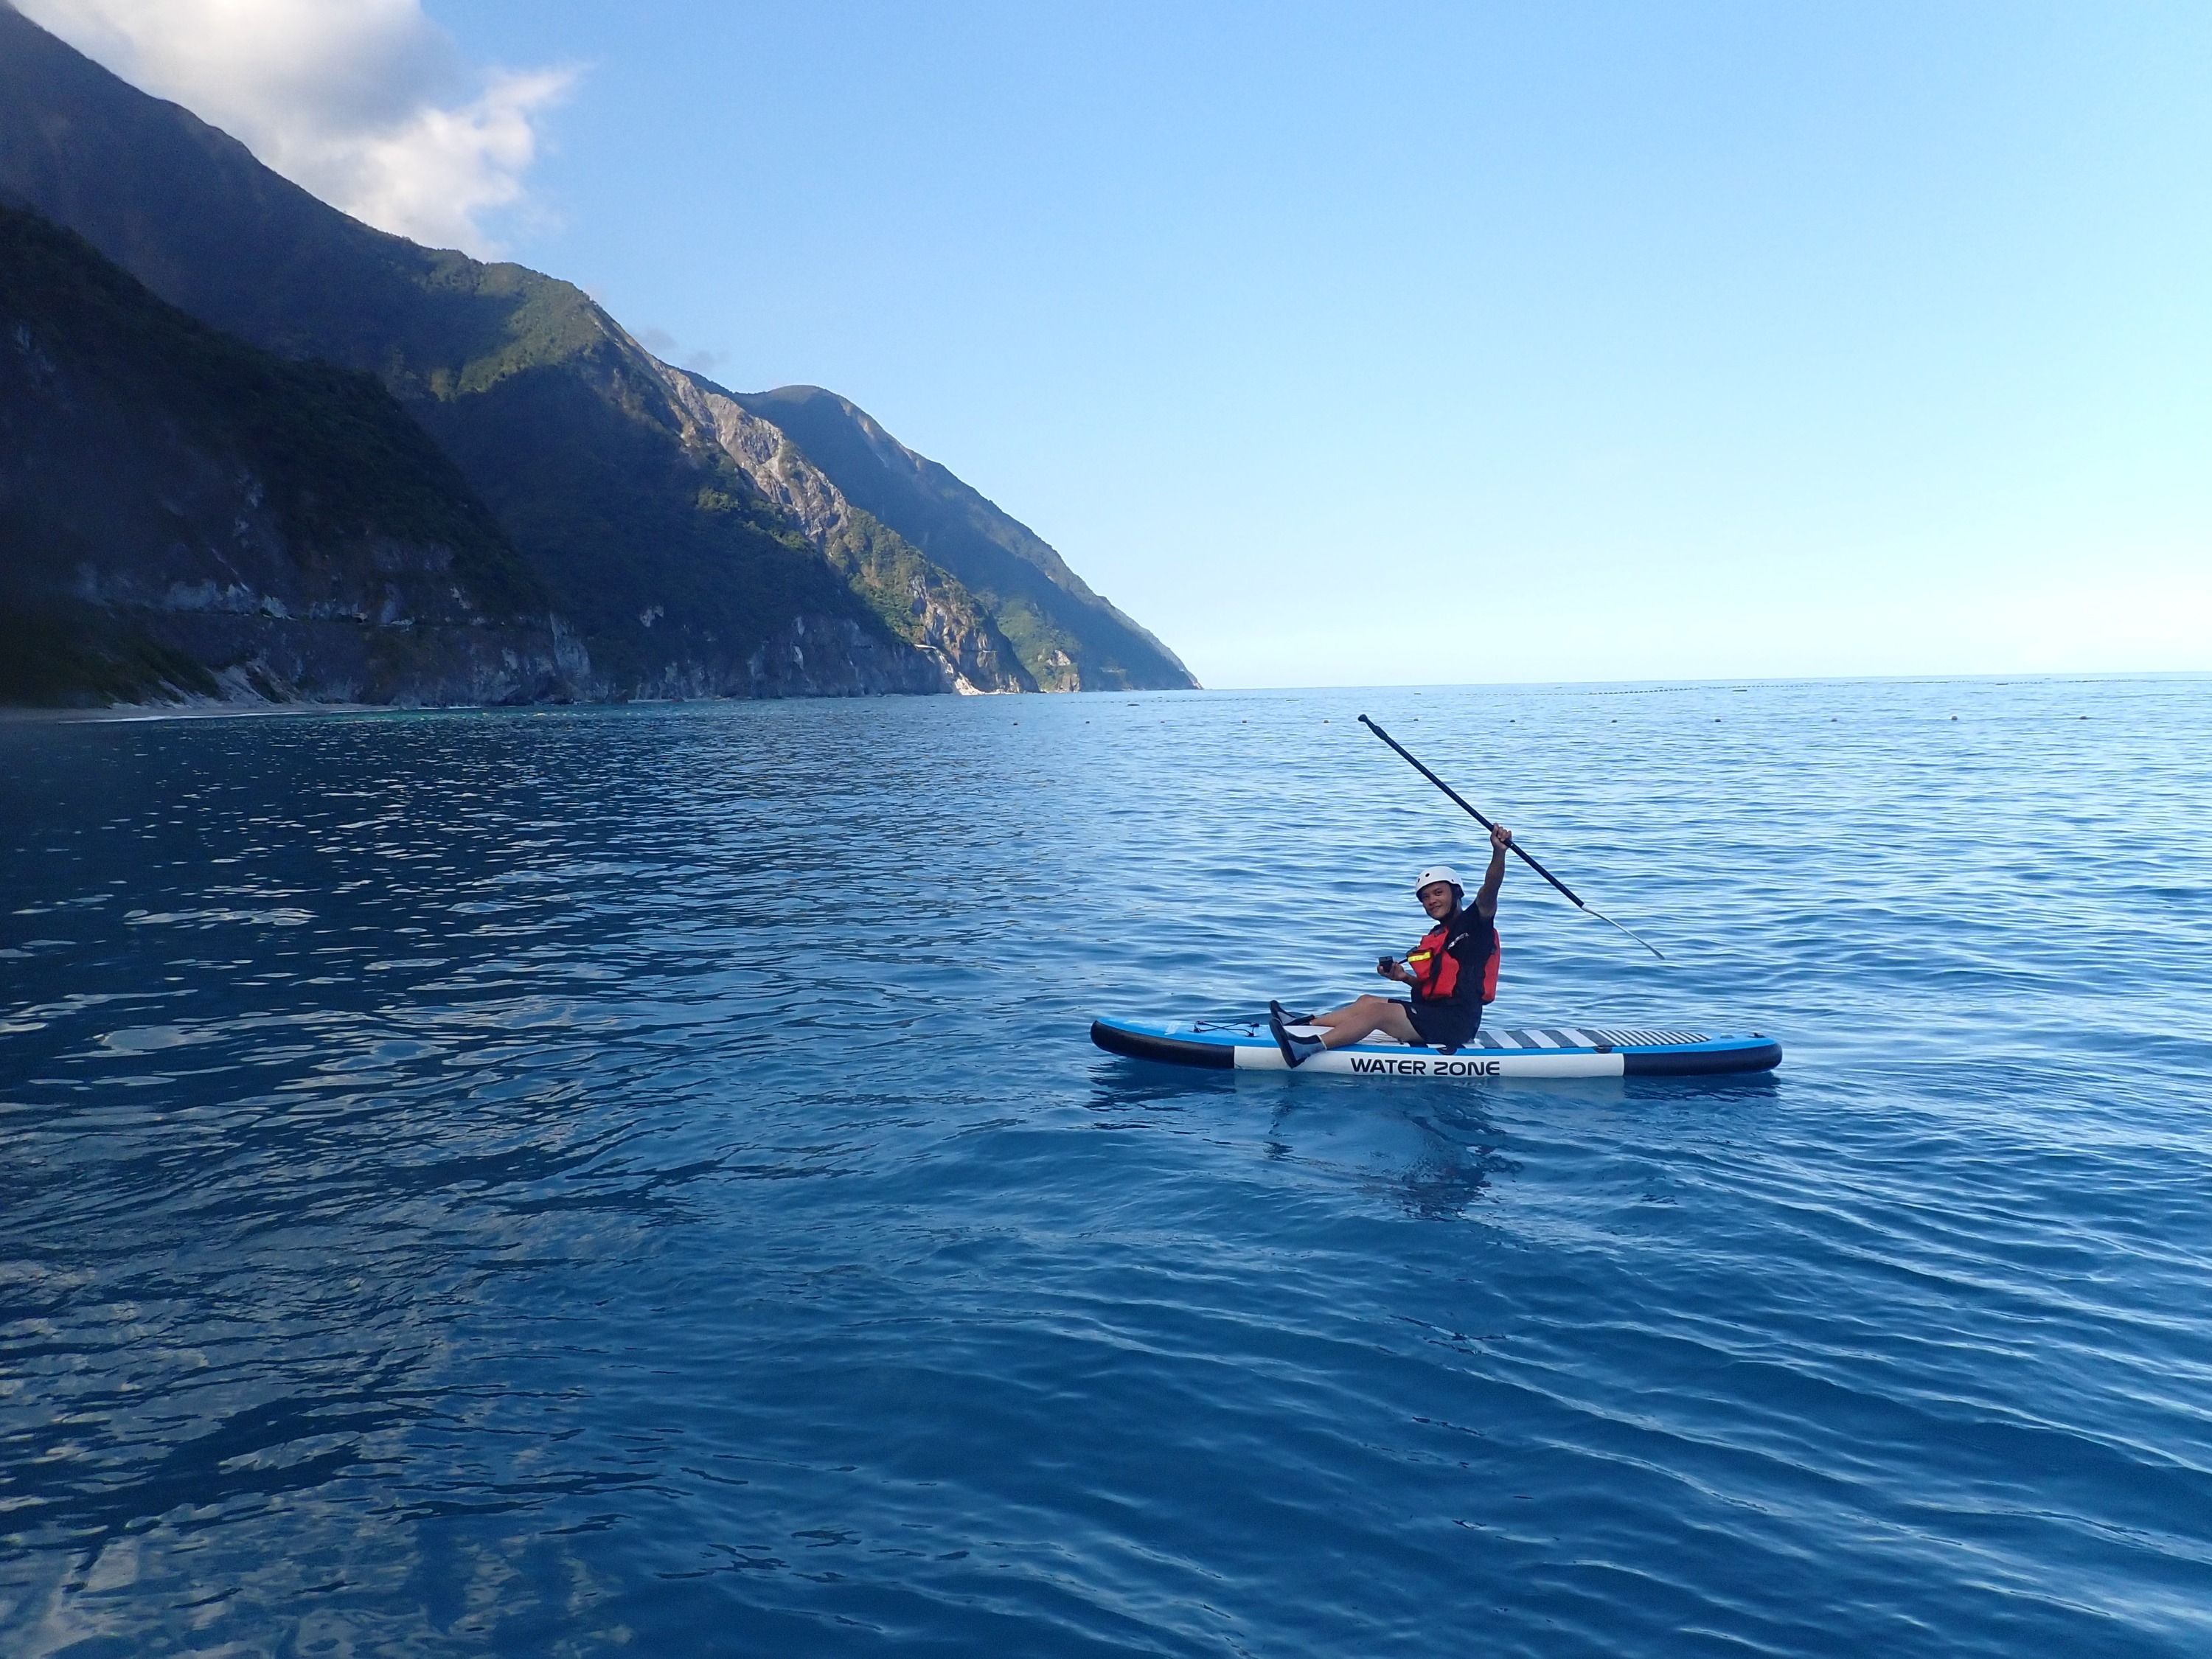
[2,678,2210,1655]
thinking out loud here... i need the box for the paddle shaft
[1357,715,1589,906]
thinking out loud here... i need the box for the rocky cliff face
[0,11,955,704]
[656,364,1033,695]
[0,205,582,707]
[731,386,1200,692]
[0,7,1197,707]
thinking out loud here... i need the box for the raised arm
[1474,823,1512,919]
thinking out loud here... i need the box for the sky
[23,1,2212,688]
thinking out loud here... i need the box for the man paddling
[1270,822,1512,1066]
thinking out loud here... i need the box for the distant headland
[0,6,1197,709]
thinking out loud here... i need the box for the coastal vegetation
[0,204,557,705]
[0,5,1198,706]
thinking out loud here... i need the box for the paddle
[1357,714,1666,960]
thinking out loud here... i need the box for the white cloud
[14,0,577,256]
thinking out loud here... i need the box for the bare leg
[1307,993,1424,1049]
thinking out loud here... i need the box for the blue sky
[45,1,2212,687]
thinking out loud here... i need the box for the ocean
[3,675,2208,1656]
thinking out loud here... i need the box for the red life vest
[1405,917,1500,1006]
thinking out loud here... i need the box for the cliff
[0,4,1188,705]
[0,204,580,706]
[658,366,1034,695]
[732,386,1199,691]
[0,8,969,700]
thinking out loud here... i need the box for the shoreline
[0,700,386,726]
[1,668,2202,728]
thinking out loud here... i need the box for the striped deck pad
[1475,1027,1710,1050]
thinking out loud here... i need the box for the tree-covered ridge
[0,204,570,704]
[0,205,543,607]
[0,4,1194,703]
[0,7,936,698]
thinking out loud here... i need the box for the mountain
[656,369,1037,693]
[0,203,579,706]
[0,5,1187,703]
[728,387,1196,692]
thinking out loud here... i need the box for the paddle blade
[1583,904,1666,961]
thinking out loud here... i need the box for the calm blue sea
[3,676,2210,1657]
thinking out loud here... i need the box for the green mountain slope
[0,6,953,698]
[0,204,577,706]
[731,386,1198,692]
[660,369,1034,693]
[0,4,1194,700]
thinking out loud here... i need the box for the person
[1269,822,1512,1067]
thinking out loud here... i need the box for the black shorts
[1403,998,1478,1051]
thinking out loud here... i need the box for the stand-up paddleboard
[1091,1015,1781,1078]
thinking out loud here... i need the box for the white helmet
[1414,865,1462,894]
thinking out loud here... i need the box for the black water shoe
[1268,1001,1327,1068]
